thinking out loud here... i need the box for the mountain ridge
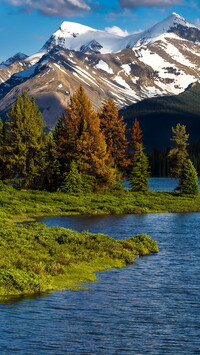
[0,12,200,127]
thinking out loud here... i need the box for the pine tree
[129,118,144,171]
[99,98,129,173]
[63,160,83,193]
[168,123,189,178]
[179,158,199,195]
[55,86,116,190]
[130,119,149,192]
[42,132,60,191]
[130,145,149,192]
[4,91,45,188]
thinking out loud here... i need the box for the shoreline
[0,185,199,299]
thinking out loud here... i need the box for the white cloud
[119,0,182,8]
[105,26,129,37]
[4,0,91,16]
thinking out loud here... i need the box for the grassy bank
[0,220,158,297]
[0,183,200,222]
[2,182,199,297]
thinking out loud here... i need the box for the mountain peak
[41,12,200,56]
[0,52,28,69]
[167,12,197,28]
[59,21,96,35]
[171,12,184,18]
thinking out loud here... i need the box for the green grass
[0,220,158,297]
[0,183,200,222]
[2,182,200,298]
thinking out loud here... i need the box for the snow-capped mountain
[0,53,32,85]
[0,12,200,127]
[0,52,28,69]
[41,12,200,54]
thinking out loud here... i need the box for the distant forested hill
[120,82,200,151]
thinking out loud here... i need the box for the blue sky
[0,0,200,62]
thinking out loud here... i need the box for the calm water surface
[1,202,200,353]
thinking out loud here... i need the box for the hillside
[121,82,200,150]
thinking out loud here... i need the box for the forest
[0,85,198,195]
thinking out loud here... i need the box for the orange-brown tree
[99,98,129,174]
[55,86,116,190]
[131,118,143,151]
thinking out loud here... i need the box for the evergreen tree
[63,160,83,193]
[99,98,129,173]
[4,91,45,188]
[130,145,149,192]
[55,85,116,190]
[130,119,149,191]
[168,123,189,178]
[42,132,60,191]
[179,158,199,195]
[129,118,144,170]
[53,115,71,183]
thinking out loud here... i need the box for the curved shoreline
[0,186,199,299]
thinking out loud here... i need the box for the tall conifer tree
[168,123,199,193]
[4,91,45,188]
[99,98,129,173]
[41,132,60,190]
[168,123,189,178]
[179,158,199,194]
[130,145,149,192]
[130,119,149,191]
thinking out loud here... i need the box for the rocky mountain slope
[0,12,200,127]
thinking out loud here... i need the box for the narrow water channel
[1,212,200,354]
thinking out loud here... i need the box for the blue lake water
[1,180,200,354]
[126,177,200,191]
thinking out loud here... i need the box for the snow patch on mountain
[95,60,114,74]
[164,42,196,67]
[114,75,131,89]
[121,64,131,76]
[54,63,67,75]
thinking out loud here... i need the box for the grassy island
[1,182,200,298]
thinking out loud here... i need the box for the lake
[0,179,200,354]
[127,177,200,191]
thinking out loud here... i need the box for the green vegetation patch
[2,182,200,298]
[0,183,200,221]
[0,220,158,297]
